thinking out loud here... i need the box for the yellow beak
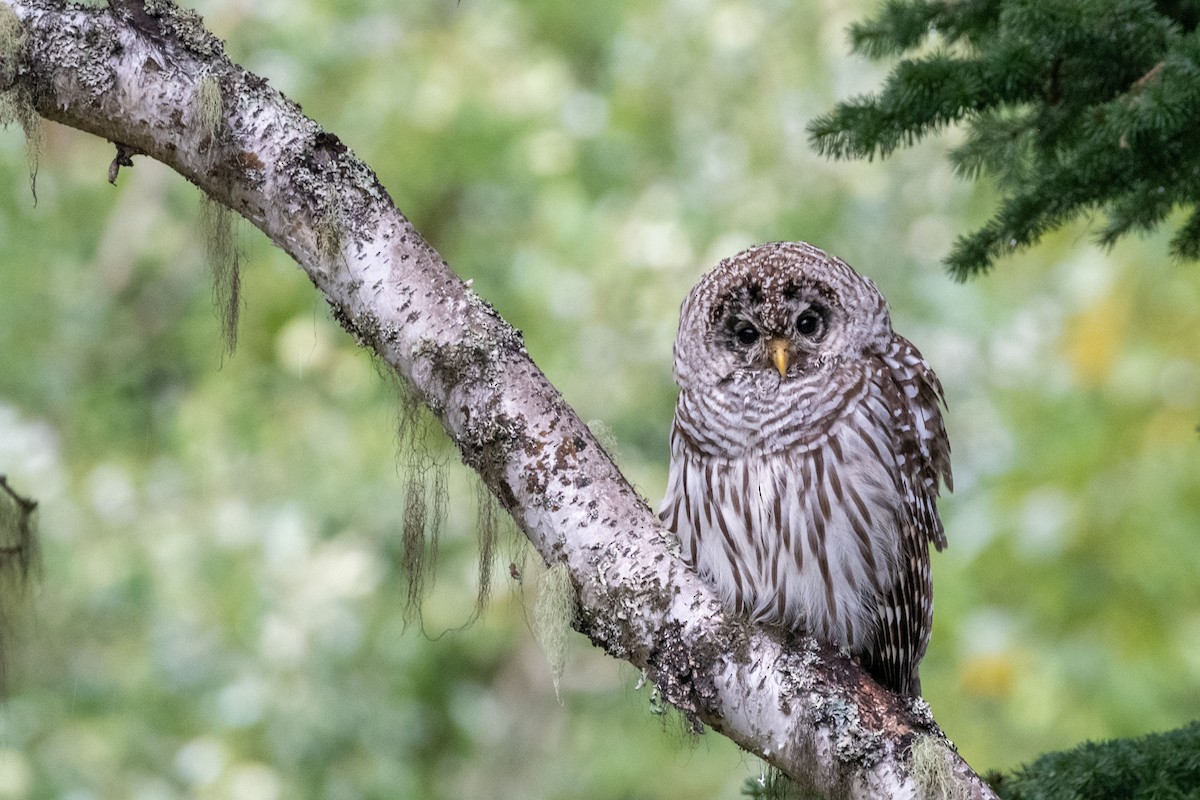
[768,337,790,377]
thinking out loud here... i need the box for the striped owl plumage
[660,242,951,695]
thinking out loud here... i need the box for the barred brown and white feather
[660,242,951,696]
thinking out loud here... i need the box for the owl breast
[661,361,906,651]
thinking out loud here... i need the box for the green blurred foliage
[0,0,1197,797]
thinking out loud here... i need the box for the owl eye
[796,309,825,338]
[733,322,759,346]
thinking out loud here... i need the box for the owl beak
[767,337,790,377]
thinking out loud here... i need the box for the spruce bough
[809,0,1200,276]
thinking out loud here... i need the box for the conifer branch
[813,0,1200,275]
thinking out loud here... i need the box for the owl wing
[861,336,952,695]
[884,335,952,548]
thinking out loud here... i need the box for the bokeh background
[1,0,1198,797]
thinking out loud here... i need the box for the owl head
[673,242,893,392]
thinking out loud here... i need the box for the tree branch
[0,1,996,796]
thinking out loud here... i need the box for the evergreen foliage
[809,0,1200,276]
[992,720,1200,799]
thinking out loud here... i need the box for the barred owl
[659,242,951,696]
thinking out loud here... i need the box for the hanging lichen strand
[390,378,449,627]
[533,561,576,701]
[473,478,499,618]
[0,476,38,689]
[808,0,1200,276]
[199,196,241,357]
[0,3,42,202]
[389,377,507,630]
[193,72,241,357]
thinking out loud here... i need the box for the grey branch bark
[0,1,998,797]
